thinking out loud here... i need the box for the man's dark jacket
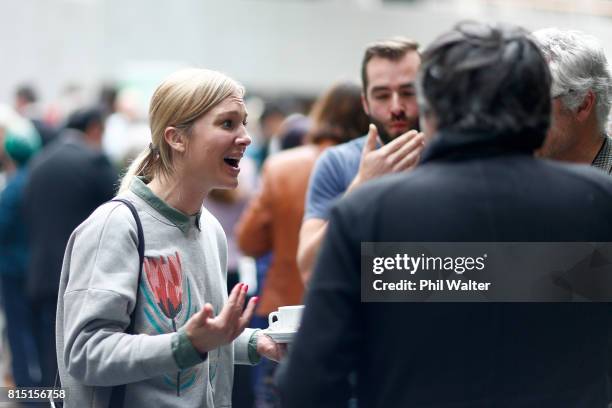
[24,131,117,301]
[278,130,612,407]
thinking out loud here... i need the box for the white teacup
[268,305,304,332]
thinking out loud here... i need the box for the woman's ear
[164,126,186,153]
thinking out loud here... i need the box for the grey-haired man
[534,28,612,174]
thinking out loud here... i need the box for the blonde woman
[56,69,283,407]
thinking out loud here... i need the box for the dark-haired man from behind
[278,22,612,407]
[24,108,117,386]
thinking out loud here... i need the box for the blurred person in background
[248,102,287,170]
[297,37,426,283]
[14,84,58,147]
[206,157,257,408]
[24,106,117,386]
[207,162,258,291]
[279,21,612,407]
[56,68,282,407]
[534,28,611,174]
[236,109,313,408]
[0,108,41,387]
[98,83,119,119]
[0,112,7,388]
[103,88,151,169]
[236,80,368,407]
[279,113,310,151]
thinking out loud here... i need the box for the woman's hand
[256,333,287,362]
[185,283,257,354]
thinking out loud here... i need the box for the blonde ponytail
[118,145,159,193]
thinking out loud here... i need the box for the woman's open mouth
[223,157,240,169]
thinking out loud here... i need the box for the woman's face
[180,93,251,191]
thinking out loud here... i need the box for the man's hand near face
[298,124,424,284]
[347,123,424,193]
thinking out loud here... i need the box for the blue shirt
[304,136,366,221]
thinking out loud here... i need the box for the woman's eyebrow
[216,109,246,117]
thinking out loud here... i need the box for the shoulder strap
[109,198,145,407]
[111,198,145,301]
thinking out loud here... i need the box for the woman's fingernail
[244,285,249,292]
[253,296,259,303]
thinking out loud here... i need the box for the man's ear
[361,92,370,116]
[164,126,186,153]
[421,111,437,141]
[576,90,596,122]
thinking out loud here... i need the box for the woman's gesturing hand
[185,283,257,354]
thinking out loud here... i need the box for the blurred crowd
[0,21,610,408]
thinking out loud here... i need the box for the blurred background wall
[0,0,610,107]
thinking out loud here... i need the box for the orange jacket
[236,143,331,315]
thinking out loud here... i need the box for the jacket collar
[420,129,543,165]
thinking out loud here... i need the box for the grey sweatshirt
[56,177,259,408]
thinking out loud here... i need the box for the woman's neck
[147,174,207,215]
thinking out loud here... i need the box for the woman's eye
[242,119,248,126]
[222,120,233,129]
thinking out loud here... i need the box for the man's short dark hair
[16,84,37,104]
[417,21,551,145]
[361,37,420,91]
[65,107,104,133]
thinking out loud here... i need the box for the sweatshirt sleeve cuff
[172,327,207,369]
[248,329,262,365]
[234,328,260,365]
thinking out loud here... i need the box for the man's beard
[368,116,394,145]
[368,115,418,145]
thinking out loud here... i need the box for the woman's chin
[214,179,239,190]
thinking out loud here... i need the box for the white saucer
[262,328,297,343]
